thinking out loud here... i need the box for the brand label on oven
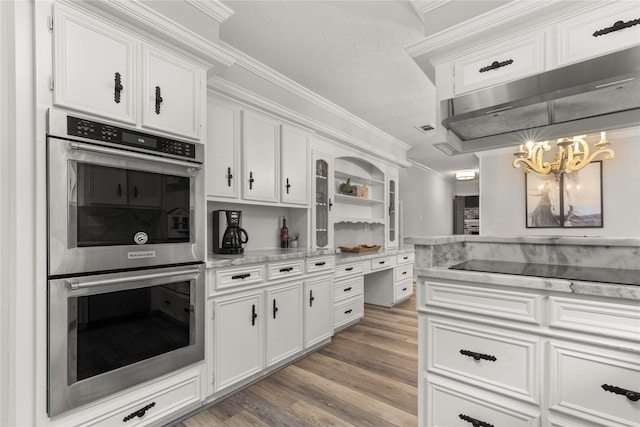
[134,231,149,245]
[127,251,156,259]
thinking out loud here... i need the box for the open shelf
[334,194,384,206]
[334,217,385,225]
[334,170,384,186]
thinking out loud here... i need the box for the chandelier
[513,132,615,176]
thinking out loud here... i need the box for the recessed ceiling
[219,0,508,176]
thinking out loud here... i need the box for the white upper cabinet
[53,4,205,140]
[53,4,136,124]
[281,124,310,205]
[242,110,280,203]
[206,97,240,199]
[142,46,202,139]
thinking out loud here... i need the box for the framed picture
[525,161,602,228]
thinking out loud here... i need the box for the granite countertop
[336,247,414,264]
[207,248,338,268]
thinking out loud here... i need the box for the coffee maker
[213,210,249,254]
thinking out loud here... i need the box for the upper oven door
[47,137,204,276]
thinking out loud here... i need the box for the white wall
[399,164,455,240]
[454,179,479,196]
[479,128,640,237]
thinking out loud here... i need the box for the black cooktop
[449,259,640,286]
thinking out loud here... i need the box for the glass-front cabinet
[312,152,333,248]
[387,177,398,248]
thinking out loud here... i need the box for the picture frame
[525,161,603,228]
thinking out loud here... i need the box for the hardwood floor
[177,289,418,427]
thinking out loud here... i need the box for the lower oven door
[48,264,204,417]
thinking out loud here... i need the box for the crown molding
[407,159,444,177]
[218,41,412,153]
[185,0,233,24]
[209,78,412,168]
[409,0,452,24]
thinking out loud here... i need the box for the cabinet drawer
[88,370,201,427]
[267,260,304,281]
[334,276,364,303]
[394,264,413,282]
[549,341,640,426]
[426,317,540,404]
[214,265,265,292]
[549,296,640,342]
[396,252,414,265]
[371,255,395,271]
[334,296,364,330]
[426,377,540,427]
[424,281,543,325]
[394,279,413,302]
[306,256,334,273]
[335,261,365,278]
[454,31,545,95]
[557,2,640,66]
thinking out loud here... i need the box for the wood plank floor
[177,289,418,427]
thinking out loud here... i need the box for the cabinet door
[53,4,136,124]
[127,170,162,207]
[304,276,334,347]
[242,111,280,202]
[213,292,264,391]
[266,283,303,367]
[142,46,202,140]
[281,125,310,205]
[387,177,398,248]
[206,97,240,199]
[312,152,333,248]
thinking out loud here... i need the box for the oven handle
[67,266,202,290]
[69,142,202,171]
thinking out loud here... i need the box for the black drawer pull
[402,271,407,275]
[251,304,257,326]
[164,300,171,305]
[344,309,352,314]
[479,59,513,73]
[403,256,408,260]
[593,19,640,37]
[378,261,385,265]
[345,267,354,271]
[460,349,497,362]
[123,402,155,422]
[402,287,407,291]
[602,384,640,401]
[279,267,294,273]
[231,273,251,280]
[315,262,326,266]
[344,287,352,292]
[459,413,494,427]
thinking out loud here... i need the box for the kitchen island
[405,235,640,427]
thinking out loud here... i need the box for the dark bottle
[280,216,289,248]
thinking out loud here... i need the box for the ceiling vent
[415,124,435,133]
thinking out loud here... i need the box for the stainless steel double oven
[46,109,205,417]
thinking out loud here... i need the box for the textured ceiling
[219,1,505,177]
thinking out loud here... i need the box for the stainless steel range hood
[439,45,640,155]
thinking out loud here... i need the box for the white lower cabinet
[333,271,364,331]
[266,282,303,366]
[304,275,334,347]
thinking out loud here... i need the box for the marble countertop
[207,248,338,268]
[336,248,414,264]
[405,235,640,247]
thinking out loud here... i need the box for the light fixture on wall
[455,170,476,181]
[513,132,614,176]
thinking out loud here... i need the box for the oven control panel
[67,116,197,160]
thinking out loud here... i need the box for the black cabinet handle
[344,309,352,314]
[315,262,326,266]
[344,287,352,292]
[273,299,278,319]
[249,171,254,190]
[602,384,640,401]
[227,167,233,187]
[345,267,354,271]
[231,273,251,280]
[114,72,123,104]
[164,300,171,305]
[460,349,497,362]
[117,183,122,197]
[309,290,315,307]
[402,271,407,275]
[459,413,494,427]
[123,402,155,422]
[133,185,138,198]
[251,304,257,326]
[154,86,163,114]
[378,261,385,265]
[593,19,640,37]
[279,267,294,273]
[479,59,513,73]
[402,287,407,291]
[286,178,291,194]
[328,198,333,211]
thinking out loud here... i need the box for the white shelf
[334,170,384,186]
[334,194,384,206]
[334,217,384,225]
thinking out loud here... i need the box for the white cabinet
[213,291,264,392]
[53,4,136,124]
[265,282,303,366]
[281,124,310,205]
[333,157,386,225]
[142,46,201,139]
[53,3,204,140]
[206,97,240,198]
[242,110,280,203]
[312,151,333,249]
[386,176,398,249]
[333,264,365,331]
[304,275,334,347]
